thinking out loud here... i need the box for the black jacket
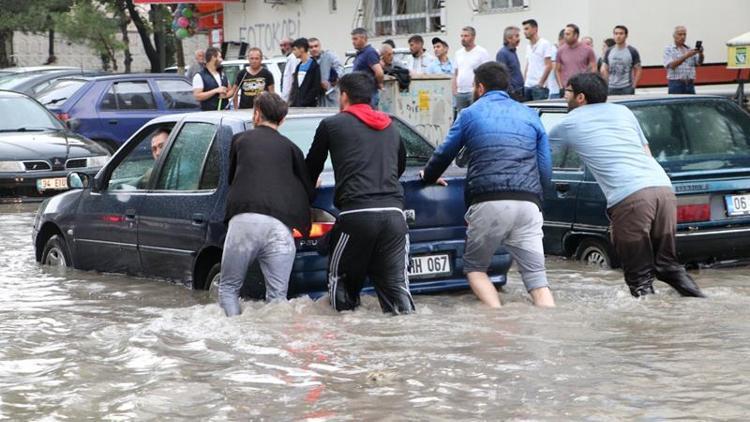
[198,68,229,111]
[306,107,405,212]
[290,58,323,107]
[225,126,316,235]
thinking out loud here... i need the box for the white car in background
[166,56,285,92]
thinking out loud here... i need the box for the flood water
[2,204,750,420]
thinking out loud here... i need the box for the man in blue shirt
[426,37,454,75]
[420,62,555,309]
[351,27,384,108]
[550,73,704,298]
[495,26,524,101]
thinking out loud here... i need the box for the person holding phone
[663,25,704,94]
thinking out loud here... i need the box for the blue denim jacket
[422,90,552,205]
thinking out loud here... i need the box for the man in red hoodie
[306,72,414,314]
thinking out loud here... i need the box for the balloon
[182,8,192,18]
[176,28,189,39]
[178,17,189,28]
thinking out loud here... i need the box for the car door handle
[192,213,206,225]
[124,209,136,220]
[108,119,118,125]
[555,182,570,193]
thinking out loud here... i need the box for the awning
[133,1,239,3]
[727,31,750,69]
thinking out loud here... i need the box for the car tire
[204,262,266,301]
[41,234,71,267]
[576,238,615,269]
[205,262,221,301]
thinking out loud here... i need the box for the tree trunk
[115,0,132,73]
[124,0,158,72]
[47,28,56,64]
[0,30,11,68]
[150,5,166,73]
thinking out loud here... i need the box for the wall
[380,75,453,146]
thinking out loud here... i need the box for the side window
[392,119,434,166]
[541,111,582,170]
[107,125,174,190]
[100,81,157,111]
[156,79,199,109]
[631,105,685,161]
[155,122,217,191]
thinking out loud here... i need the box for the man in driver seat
[138,128,169,188]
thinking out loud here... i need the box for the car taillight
[57,113,70,122]
[293,208,336,239]
[677,195,710,223]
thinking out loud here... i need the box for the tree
[55,1,124,71]
[124,0,171,73]
[0,0,72,67]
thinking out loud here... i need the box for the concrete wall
[223,0,750,68]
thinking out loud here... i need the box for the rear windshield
[276,117,332,169]
[630,100,750,173]
[36,79,87,107]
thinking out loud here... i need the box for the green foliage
[55,1,124,60]
[0,0,72,32]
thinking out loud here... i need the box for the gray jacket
[316,50,344,107]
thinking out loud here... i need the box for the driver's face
[151,132,168,160]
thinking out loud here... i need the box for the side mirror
[66,118,81,131]
[67,172,90,189]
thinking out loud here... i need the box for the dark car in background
[33,109,511,297]
[0,90,109,201]
[531,95,750,268]
[36,73,200,152]
[0,69,104,96]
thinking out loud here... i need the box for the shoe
[661,273,706,298]
[630,284,655,298]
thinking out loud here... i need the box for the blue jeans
[668,80,695,94]
[219,213,296,316]
[370,90,380,109]
[609,86,635,95]
[454,92,473,118]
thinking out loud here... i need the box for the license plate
[408,254,451,277]
[725,194,750,216]
[36,177,68,192]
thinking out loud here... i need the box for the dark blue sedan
[33,109,510,298]
[37,73,200,153]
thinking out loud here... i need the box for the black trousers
[327,209,415,314]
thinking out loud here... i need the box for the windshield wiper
[0,127,53,133]
[43,97,67,105]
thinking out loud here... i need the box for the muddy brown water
[2,204,749,420]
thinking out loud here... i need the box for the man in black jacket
[306,72,414,315]
[220,92,316,317]
[289,38,323,107]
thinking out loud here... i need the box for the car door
[539,110,586,255]
[72,127,159,274]
[137,118,226,281]
[97,80,159,145]
[153,78,200,111]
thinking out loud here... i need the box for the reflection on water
[2,205,750,419]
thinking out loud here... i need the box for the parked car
[530,94,750,268]
[36,73,200,152]
[166,56,285,92]
[0,90,109,201]
[0,69,104,96]
[33,109,511,298]
[0,66,79,77]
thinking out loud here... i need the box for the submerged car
[0,90,109,201]
[33,109,510,298]
[531,94,750,267]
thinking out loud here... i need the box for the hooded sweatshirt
[306,104,406,211]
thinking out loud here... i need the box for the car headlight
[0,161,25,172]
[85,155,110,168]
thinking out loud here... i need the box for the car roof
[0,66,79,73]
[0,89,32,99]
[526,93,727,108]
[53,73,189,83]
[145,107,340,125]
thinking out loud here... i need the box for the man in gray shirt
[309,37,343,107]
[601,25,641,95]
[185,49,205,81]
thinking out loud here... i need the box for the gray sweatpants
[219,213,296,316]
[463,200,549,292]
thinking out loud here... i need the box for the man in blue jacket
[420,61,555,308]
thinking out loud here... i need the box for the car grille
[23,161,51,171]
[65,158,87,169]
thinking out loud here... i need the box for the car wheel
[576,238,614,269]
[206,262,221,301]
[42,234,71,267]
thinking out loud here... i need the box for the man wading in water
[550,73,705,298]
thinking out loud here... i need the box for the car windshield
[276,117,332,169]
[0,96,63,131]
[35,79,87,106]
[630,100,750,173]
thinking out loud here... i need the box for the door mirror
[66,118,81,131]
[67,172,90,189]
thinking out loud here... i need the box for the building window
[372,0,442,37]
[477,0,529,14]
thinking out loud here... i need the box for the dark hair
[153,127,170,138]
[474,62,509,93]
[613,25,629,36]
[291,37,309,51]
[253,92,288,125]
[205,47,221,63]
[522,19,538,28]
[604,38,615,48]
[408,34,424,44]
[568,72,608,104]
[382,39,396,48]
[565,23,580,36]
[338,72,374,105]
[558,29,565,40]
[351,27,368,37]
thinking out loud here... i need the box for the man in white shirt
[453,26,491,115]
[404,34,436,75]
[522,19,556,101]
[279,37,300,102]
